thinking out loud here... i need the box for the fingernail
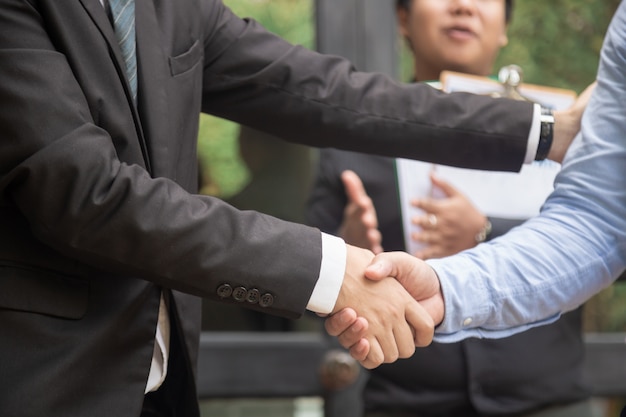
[368,261,382,272]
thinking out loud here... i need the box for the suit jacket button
[232,286,247,302]
[217,284,233,299]
[259,293,274,308]
[246,289,260,304]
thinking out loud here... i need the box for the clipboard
[397,69,576,255]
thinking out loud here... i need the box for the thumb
[572,81,596,115]
[429,172,458,198]
[364,254,393,281]
[365,252,417,286]
[365,252,440,305]
[341,170,369,207]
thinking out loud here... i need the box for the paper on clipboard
[398,71,576,256]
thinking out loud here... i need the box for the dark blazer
[0,1,535,416]
[306,149,589,415]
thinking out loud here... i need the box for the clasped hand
[327,250,444,369]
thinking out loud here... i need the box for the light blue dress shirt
[428,1,626,343]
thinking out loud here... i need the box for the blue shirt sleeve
[427,2,626,342]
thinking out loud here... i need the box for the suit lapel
[78,0,153,174]
[78,0,130,101]
[77,0,116,44]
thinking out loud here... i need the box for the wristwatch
[535,107,554,161]
[475,218,493,244]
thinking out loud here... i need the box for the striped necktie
[108,0,137,102]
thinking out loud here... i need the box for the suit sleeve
[200,1,534,172]
[0,0,321,319]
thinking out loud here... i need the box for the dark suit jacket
[0,1,535,416]
[306,149,589,415]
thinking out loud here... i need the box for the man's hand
[327,251,444,359]
[411,173,487,259]
[330,245,434,369]
[550,81,596,162]
[324,308,371,362]
[339,170,383,254]
[366,252,444,325]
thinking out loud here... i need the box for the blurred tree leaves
[495,0,621,93]
[225,0,315,48]
[197,0,314,198]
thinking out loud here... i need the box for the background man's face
[399,0,509,78]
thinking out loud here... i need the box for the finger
[411,215,437,232]
[411,230,427,243]
[365,252,422,287]
[341,170,370,209]
[349,339,370,362]
[360,338,385,369]
[412,231,440,246]
[429,172,458,197]
[336,317,369,349]
[324,308,358,337]
[420,296,446,327]
[405,301,435,347]
[375,330,399,365]
[411,197,437,215]
[361,209,378,230]
[573,81,596,114]
[413,247,438,261]
[393,320,417,359]
[367,228,383,254]
[363,254,394,281]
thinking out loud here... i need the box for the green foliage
[495,0,621,93]
[584,283,626,332]
[224,0,315,48]
[197,0,314,198]
[197,115,243,197]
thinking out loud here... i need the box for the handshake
[324,245,445,369]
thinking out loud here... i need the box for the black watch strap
[536,107,554,161]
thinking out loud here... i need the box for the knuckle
[399,344,416,359]
[385,351,399,363]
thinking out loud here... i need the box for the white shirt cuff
[524,103,542,164]
[306,232,346,314]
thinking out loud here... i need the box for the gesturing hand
[339,170,383,254]
[411,173,488,259]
